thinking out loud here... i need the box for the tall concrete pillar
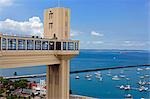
[46,59,70,99]
[59,59,70,99]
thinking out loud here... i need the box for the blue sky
[0,0,149,50]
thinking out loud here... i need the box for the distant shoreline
[3,64,150,79]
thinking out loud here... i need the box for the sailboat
[112,75,120,80]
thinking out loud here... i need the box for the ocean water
[0,49,150,98]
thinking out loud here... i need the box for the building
[0,7,79,99]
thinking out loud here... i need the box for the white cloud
[124,40,131,44]
[122,41,146,47]
[92,41,104,44]
[91,31,104,37]
[0,0,14,7]
[70,29,83,37]
[0,16,43,37]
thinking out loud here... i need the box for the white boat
[144,74,150,78]
[106,70,112,76]
[124,85,131,90]
[125,94,133,98]
[87,78,92,81]
[126,78,130,80]
[112,75,120,80]
[140,76,144,79]
[85,74,90,78]
[119,85,124,89]
[75,75,80,79]
[139,86,148,92]
[145,67,150,70]
[94,72,101,76]
[119,75,126,78]
[138,80,146,85]
[106,73,112,76]
[146,82,150,85]
[99,77,103,81]
[137,68,143,71]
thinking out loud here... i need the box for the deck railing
[0,34,79,51]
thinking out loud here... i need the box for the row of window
[1,38,78,50]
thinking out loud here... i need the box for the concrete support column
[46,59,70,99]
[59,59,70,99]
[46,64,59,99]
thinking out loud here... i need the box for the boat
[75,75,80,79]
[146,82,150,85]
[137,68,143,71]
[87,78,92,81]
[112,75,120,80]
[99,77,103,81]
[139,86,148,92]
[119,85,124,90]
[124,85,131,90]
[95,72,101,76]
[145,67,150,70]
[106,70,112,76]
[126,78,130,80]
[140,76,144,79]
[85,74,90,78]
[124,94,133,98]
[138,80,146,85]
[144,74,150,78]
[119,75,126,78]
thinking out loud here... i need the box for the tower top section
[44,7,70,40]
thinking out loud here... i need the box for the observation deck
[0,34,79,68]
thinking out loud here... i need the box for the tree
[14,79,28,89]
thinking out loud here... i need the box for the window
[49,41,54,50]
[49,23,53,29]
[68,42,74,50]
[8,39,16,50]
[63,42,67,50]
[18,39,25,50]
[75,42,78,50]
[35,40,41,50]
[42,41,48,50]
[27,40,34,50]
[56,42,61,50]
[2,38,6,50]
[49,11,53,19]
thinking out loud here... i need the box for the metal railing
[0,34,79,51]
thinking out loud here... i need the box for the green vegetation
[14,79,28,89]
[0,77,30,98]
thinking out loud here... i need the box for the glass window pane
[27,40,34,50]
[49,41,54,50]
[63,42,67,50]
[56,42,61,50]
[8,39,16,50]
[18,39,25,50]
[35,40,41,50]
[42,41,48,50]
[2,38,6,50]
[68,42,74,50]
